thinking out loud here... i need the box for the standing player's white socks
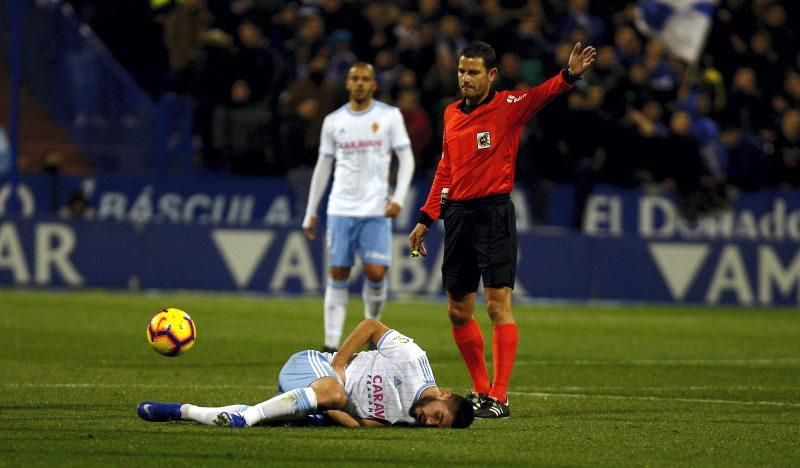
[324,278,348,349]
[362,278,387,320]
[241,388,318,426]
[180,404,250,425]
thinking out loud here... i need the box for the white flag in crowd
[634,0,719,64]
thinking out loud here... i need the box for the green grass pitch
[1,289,799,466]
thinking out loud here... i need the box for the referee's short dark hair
[459,41,497,70]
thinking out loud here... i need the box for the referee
[409,41,596,418]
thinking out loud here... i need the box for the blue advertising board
[1,217,798,305]
[2,174,800,305]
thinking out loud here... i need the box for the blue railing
[0,0,193,175]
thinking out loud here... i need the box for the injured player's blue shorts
[277,350,339,392]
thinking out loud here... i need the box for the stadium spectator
[555,0,605,45]
[326,29,358,85]
[229,18,288,108]
[773,70,800,116]
[161,0,214,92]
[302,62,414,352]
[279,55,339,168]
[495,52,527,90]
[720,67,773,141]
[137,319,474,428]
[409,41,595,419]
[397,89,432,166]
[58,189,96,221]
[721,126,770,192]
[211,79,273,176]
[770,108,800,188]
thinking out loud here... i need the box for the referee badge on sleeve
[476,131,491,150]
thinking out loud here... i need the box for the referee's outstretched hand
[408,223,428,257]
[568,42,597,76]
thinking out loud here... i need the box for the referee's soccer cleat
[474,397,510,418]
[465,391,488,411]
[214,411,248,428]
[137,401,182,422]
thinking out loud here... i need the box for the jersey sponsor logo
[366,374,386,419]
[338,139,382,152]
[506,93,527,103]
[476,131,491,150]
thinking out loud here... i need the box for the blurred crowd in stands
[66,0,800,219]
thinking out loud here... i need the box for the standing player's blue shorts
[277,350,339,392]
[326,215,392,268]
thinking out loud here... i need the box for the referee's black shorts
[441,194,517,293]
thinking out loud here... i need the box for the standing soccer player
[303,62,415,352]
[408,41,595,418]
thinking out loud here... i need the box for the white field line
[3,383,799,408]
[512,358,800,367]
[509,391,800,408]
[2,383,275,390]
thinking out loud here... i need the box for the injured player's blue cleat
[137,401,183,422]
[214,411,248,428]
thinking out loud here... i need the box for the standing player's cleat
[474,397,510,418]
[465,391,488,411]
[214,411,248,428]
[137,401,183,422]
[320,345,339,354]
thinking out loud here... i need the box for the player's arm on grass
[331,319,390,380]
[324,410,389,428]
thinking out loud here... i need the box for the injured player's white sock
[324,278,348,349]
[362,277,387,320]
[241,388,318,426]
[180,404,250,425]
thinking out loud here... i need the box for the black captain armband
[562,68,581,84]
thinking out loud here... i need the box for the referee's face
[346,65,377,105]
[458,56,497,104]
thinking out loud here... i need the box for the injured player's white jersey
[342,329,436,425]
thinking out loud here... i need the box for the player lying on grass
[137,319,474,428]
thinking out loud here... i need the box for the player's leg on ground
[485,286,517,404]
[361,264,388,320]
[180,404,250,425]
[449,291,491,395]
[324,267,350,350]
[240,387,319,426]
[239,377,344,426]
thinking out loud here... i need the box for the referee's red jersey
[420,72,574,223]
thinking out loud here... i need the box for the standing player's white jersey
[342,329,436,425]
[319,101,411,217]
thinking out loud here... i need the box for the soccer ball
[146,308,196,356]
